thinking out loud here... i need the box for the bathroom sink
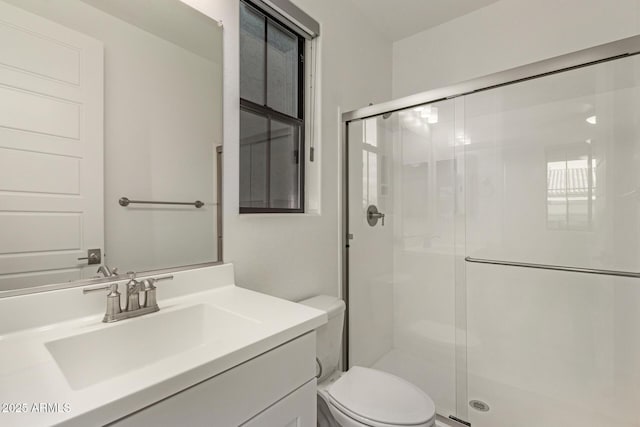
[45,304,260,390]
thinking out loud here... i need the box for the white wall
[392,0,640,98]
[183,0,392,300]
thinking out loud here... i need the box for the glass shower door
[346,98,468,422]
[463,54,640,427]
[346,46,640,427]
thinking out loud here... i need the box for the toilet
[300,295,436,427]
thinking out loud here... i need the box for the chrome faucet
[97,264,118,278]
[141,278,159,309]
[125,272,144,311]
[102,282,122,322]
[83,273,173,322]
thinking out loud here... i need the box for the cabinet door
[241,379,316,427]
[111,333,315,426]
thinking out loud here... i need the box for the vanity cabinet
[241,380,315,427]
[111,332,317,427]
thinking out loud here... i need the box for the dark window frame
[239,0,306,214]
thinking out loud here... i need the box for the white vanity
[0,264,327,426]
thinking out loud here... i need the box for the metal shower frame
[340,33,640,424]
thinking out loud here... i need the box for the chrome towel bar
[465,256,640,278]
[119,197,204,208]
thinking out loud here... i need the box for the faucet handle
[96,264,120,278]
[83,282,122,322]
[140,276,172,310]
[125,272,141,292]
[143,278,157,290]
[146,275,173,286]
[142,279,158,309]
[140,275,174,290]
[83,282,119,295]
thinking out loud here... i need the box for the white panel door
[0,1,104,291]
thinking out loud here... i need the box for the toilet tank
[299,295,345,382]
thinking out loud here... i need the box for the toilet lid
[328,366,436,426]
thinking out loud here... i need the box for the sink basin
[45,304,260,390]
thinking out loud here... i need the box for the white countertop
[0,265,327,426]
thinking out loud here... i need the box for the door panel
[0,0,104,290]
[347,100,463,419]
[347,117,395,369]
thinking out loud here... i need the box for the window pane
[240,2,265,105]
[240,109,269,208]
[546,159,567,229]
[267,20,298,117]
[270,119,301,209]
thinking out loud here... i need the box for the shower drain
[469,400,490,412]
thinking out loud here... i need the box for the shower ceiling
[347,0,501,41]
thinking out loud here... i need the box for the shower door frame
[340,33,640,424]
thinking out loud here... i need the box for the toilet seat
[328,398,435,427]
[325,366,436,427]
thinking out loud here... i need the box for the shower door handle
[367,205,385,226]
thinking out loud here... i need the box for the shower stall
[342,36,640,427]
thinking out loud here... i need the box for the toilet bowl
[300,296,436,427]
[318,367,436,427]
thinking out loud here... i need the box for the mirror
[0,0,223,295]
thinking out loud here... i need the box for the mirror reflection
[546,145,597,230]
[464,54,640,272]
[0,0,223,293]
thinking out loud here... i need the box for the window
[546,144,597,230]
[239,0,305,213]
[362,118,379,210]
